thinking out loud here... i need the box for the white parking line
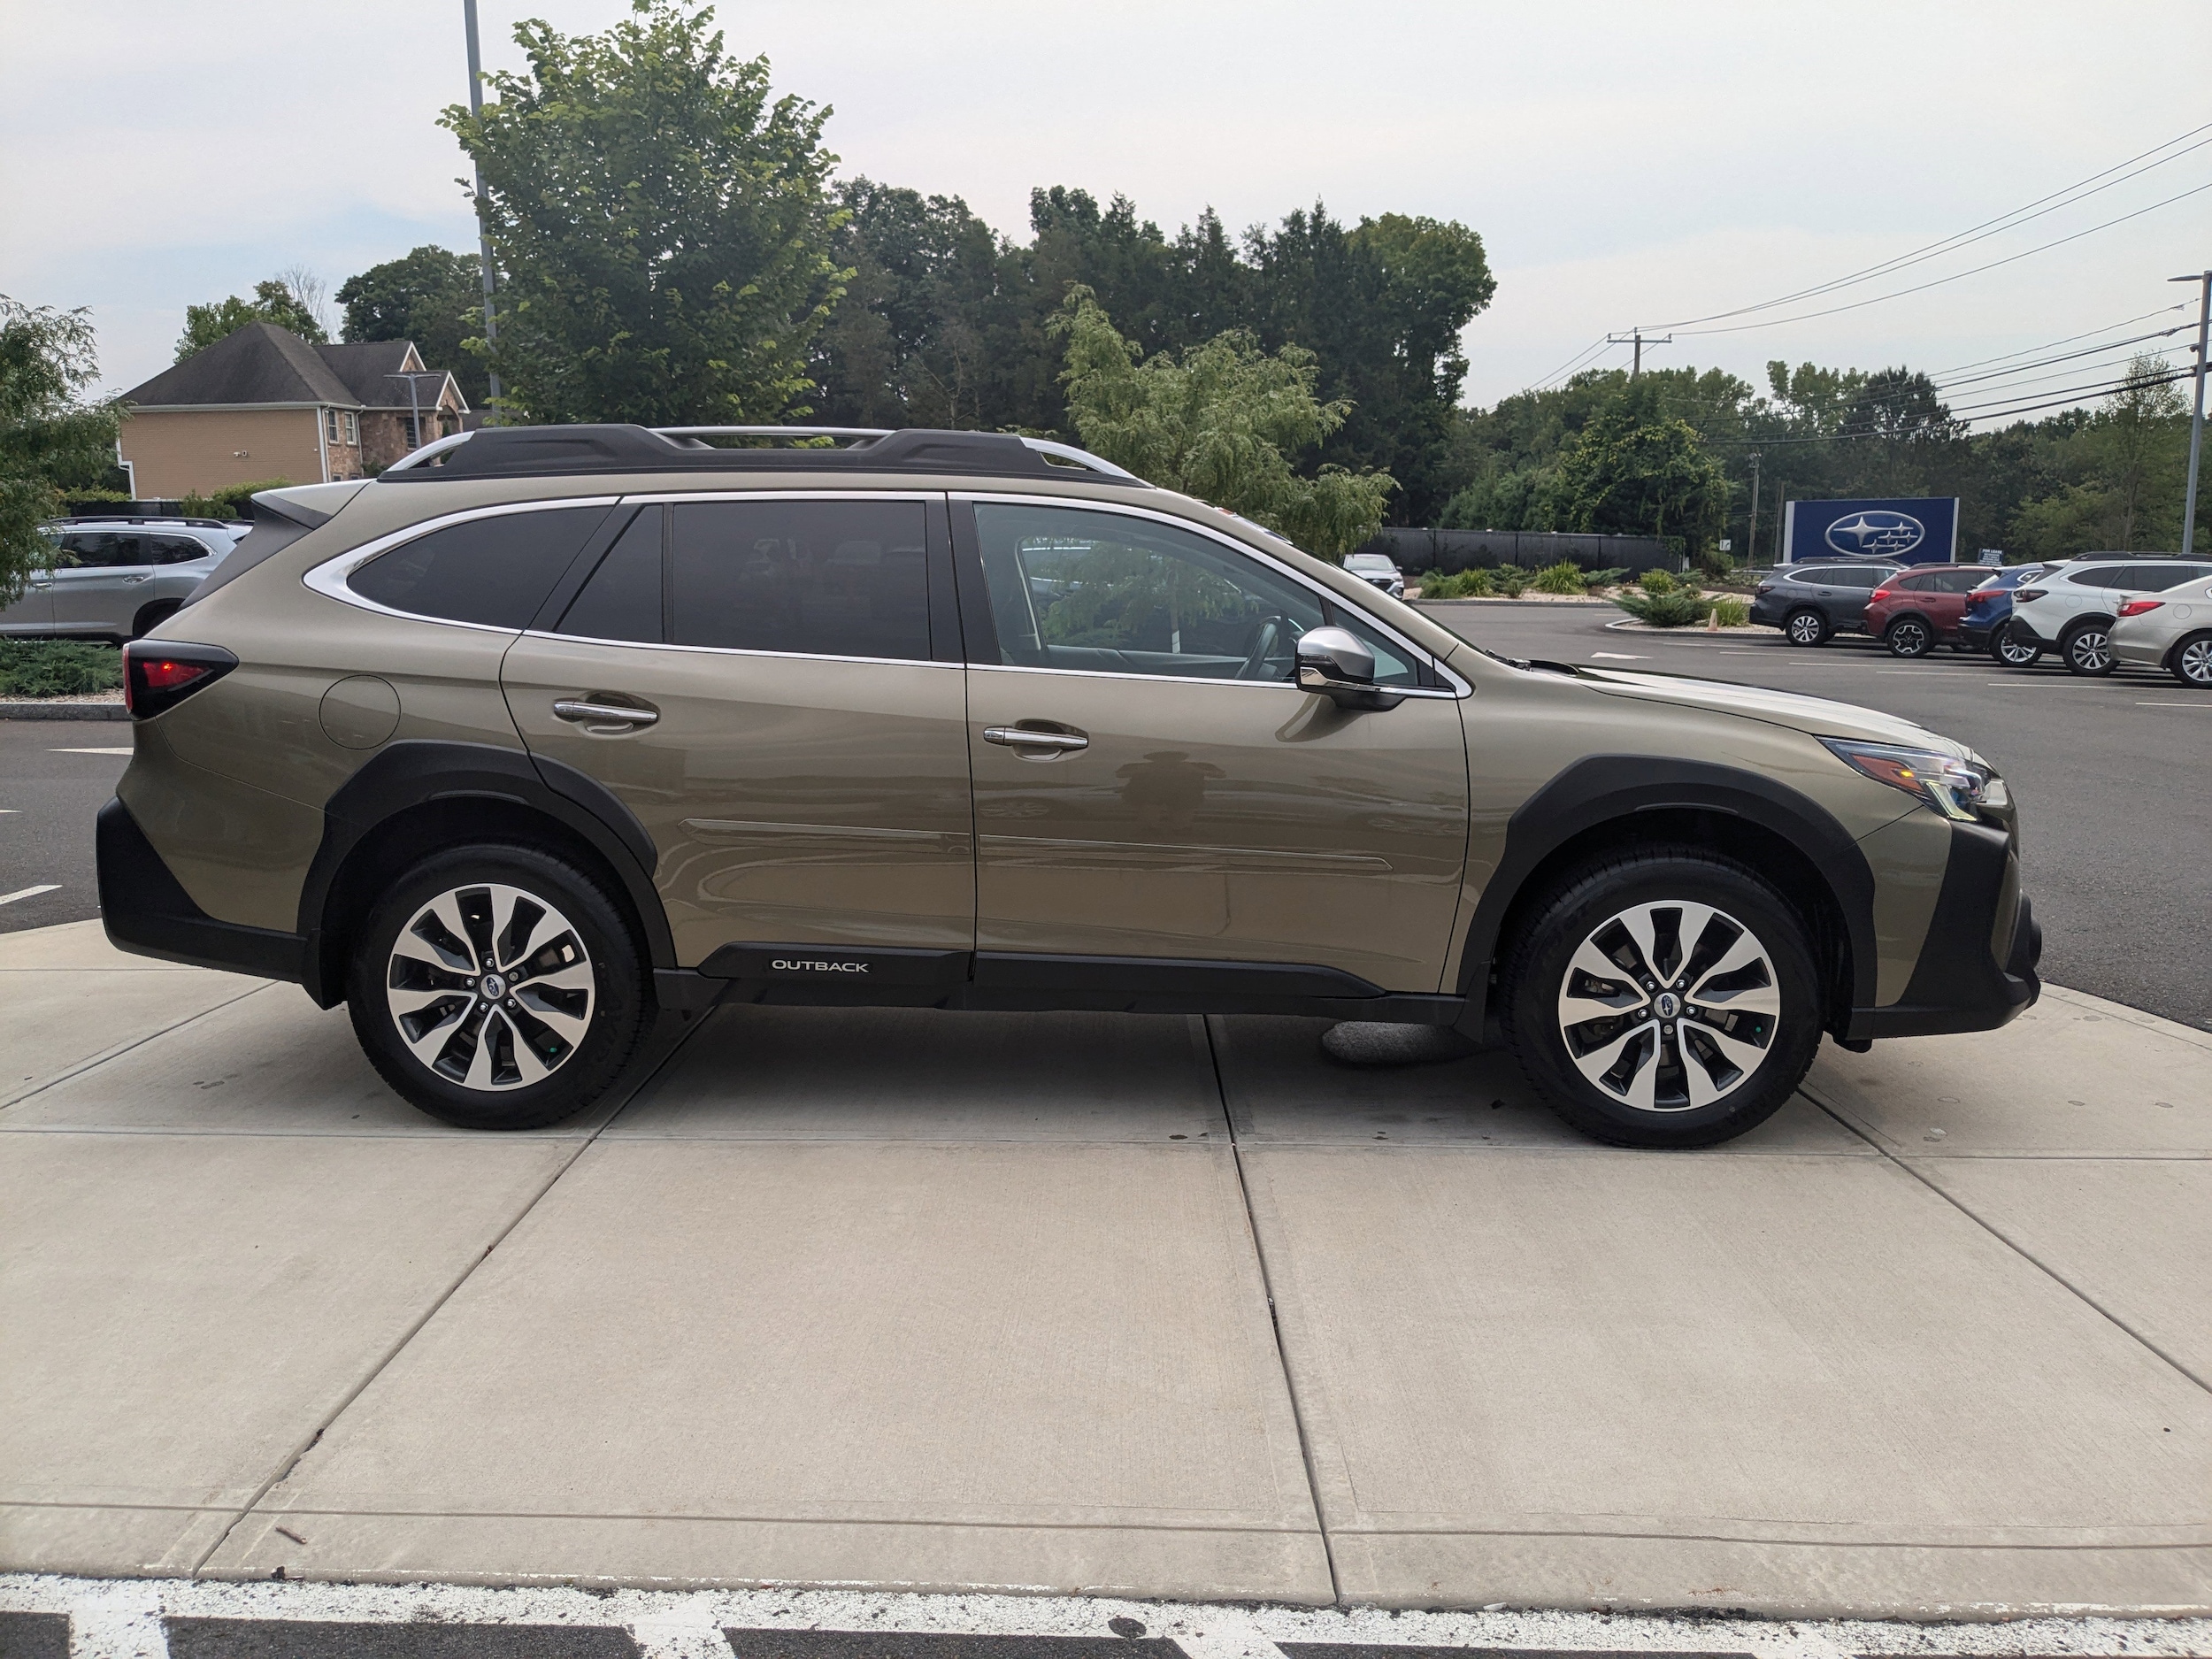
[0,884,61,906]
[48,746,134,756]
[2137,700,2212,708]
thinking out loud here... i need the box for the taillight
[1870,588,1894,602]
[123,641,238,718]
[2117,598,2165,618]
[2015,588,2045,603]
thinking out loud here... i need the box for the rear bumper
[96,796,307,983]
[1847,818,2040,1041]
[1959,618,1998,649]
[2111,634,2168,667]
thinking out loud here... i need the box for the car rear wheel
[129,600,182,640]
[1884,617,1932,657]
[1993,624,2041,667]
[1500,849,1823,1148]
[1784,608,1830,647]
[2173,633,2212,688]
[2061,620,2116,677]
[348,842,649,1130]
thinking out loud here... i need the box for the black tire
[129,600,181,640]
[1784,608,1831,647]
[2060,618,2116,677]
[1884,616,1932,657]
[1500,848,1824,1149]
[2172,632,2212,689]
[348,842,649,1130]
[1993,623,2041,667]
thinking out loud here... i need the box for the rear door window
[556,506,664,643]
[1832,566,1887,588]
[349,505,611,628]
[2132,564,2212,592]
[670,497,932,661]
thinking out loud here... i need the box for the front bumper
[1847,818,2040,1041]
[97,796,308,983]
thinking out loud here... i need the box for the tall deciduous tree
[1553,380,1731,549]
[176,277,327,360]
[1055,288,1394,557]
[1,298,122,603]
[442,0,848,424]
[335,246,493,403]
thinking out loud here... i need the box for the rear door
[956,496,1469,995]
[501,493,976,977]
[47,532,146,634]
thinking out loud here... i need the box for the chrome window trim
[517,629,953,673]
[955,491,1471,697]
[303,495,623,633]
[966,659,1462,699]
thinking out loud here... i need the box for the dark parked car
[1863,565,1991,657]
[1749,559,1904,646]
[1959,565,2050,664]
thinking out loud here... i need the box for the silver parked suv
[2004,554,2212,675]
[1,518,245,641]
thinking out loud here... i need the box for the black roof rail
[50,514,236,530]
[379,423,1148,486]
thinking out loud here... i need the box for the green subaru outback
[96,425,2039,1146]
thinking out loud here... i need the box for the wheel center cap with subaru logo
[1826,510,1924,557]
[480,973,507,1000]
[1655,992,1681,1018]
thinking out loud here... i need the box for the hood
[1548,664,1969,757]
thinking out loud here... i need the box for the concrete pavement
[3,918,2208,1617]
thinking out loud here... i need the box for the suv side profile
[97,425,2040,1149]
[1863,565,1987,657]
[0,518,244,641]
[2007,556,2212,676]
[1748,559,1904,645]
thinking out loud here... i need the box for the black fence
[1355,526,1672,576]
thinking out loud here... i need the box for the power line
[1528,335,1614,392]
[1648,121,2212,331]
[1931,324,2192,390]
[1669,177,2212,337]
[1929,302,2189,377]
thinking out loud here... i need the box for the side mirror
[1294,626,1404,710]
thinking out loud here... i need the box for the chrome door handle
[553,698,659,729]
[984,726,1087,752]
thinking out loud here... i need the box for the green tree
[176,276,327,360]
[1553,380,1731,550]
[1,298,123,603]
[442,0,848,424]
[335,246,492,404]
[2098,353,2189,549]
[1054,288,1394,557]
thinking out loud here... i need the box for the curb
[0,702,128,722]
[1411,597,1621,609]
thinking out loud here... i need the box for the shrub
[1530,559,1586,595]
[0,640,123,697]
[1583,566,1631,589]
[1639,567,1677,595]
[1709,595,1749,627]
[1697,548,1737,580]
[1417,568,1496,598]
[1491,564,1527,597]
[1611,589,1709,628]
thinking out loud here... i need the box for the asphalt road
[1420,600,2212,1032]
[0,720,127,933]
[4,612,2205,1030]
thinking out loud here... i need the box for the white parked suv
[2110,569,2212,687]
[0,517,246,641]
[2004,555,2212,676]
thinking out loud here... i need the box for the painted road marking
[1589,651,1647,659]
[49,746,134,756]
[0,884,61,906]
[2137,700,2212,707]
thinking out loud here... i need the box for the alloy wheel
[1996,628,2040,666]
[2066,628,2113,674]
[1786,611,1824,645]
[1887,619,1929,657]
[2180,636,2212,687]
[385,883,595,1091]
[1555,901,1780,1113]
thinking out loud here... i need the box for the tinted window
[670,498,930,660]
[349,507,609,628]
[151,535,210,565]
[1784,566,1838,584]
[973,502,1421,687]
[557,507,663,642]
[1832,566,1887,589]
[1896,571,1940,592]
[2064,566,2123,588]
[59,532,143,568]
[2132,563,2212,592]
[1935,567,1985,593]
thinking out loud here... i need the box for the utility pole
[2172,269,2210,558]
[464,0,503,413]
[386,371,447,453]
[1608,328,1673,377]
[1746,451,1763,569]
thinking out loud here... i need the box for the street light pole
[464,0,503,413]
[1746,451,1763,570]
[386,371,447,454]
[2172,269,2210,558]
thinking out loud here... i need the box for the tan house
[119,322,469,497]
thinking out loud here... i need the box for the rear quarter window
[348,506,611,628]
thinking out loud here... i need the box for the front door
[502,494,974,972]
[956,498,1470,994]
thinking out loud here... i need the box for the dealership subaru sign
[1782,497,1958,565]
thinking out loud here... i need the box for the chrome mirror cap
[1294,626,1403,710]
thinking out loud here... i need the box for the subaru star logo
[1826,510,1925,557]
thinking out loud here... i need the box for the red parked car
[1864,565,1991,657]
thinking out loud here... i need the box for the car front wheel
[2061,620,2116,677]
[1501,849,1823,1148]
[349,842,649,1129]
[1784,608,1830,647]
[1993,624,2041,667]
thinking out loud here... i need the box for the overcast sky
[3,1,2208,418]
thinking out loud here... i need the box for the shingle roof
[316,340,427,407]
[123,321,359,408]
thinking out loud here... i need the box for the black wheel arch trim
[1847,821,2039,1039]
[296,739,673,1006]
[1453,755,1879,1036]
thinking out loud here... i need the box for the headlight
[1822,738,1999,822]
